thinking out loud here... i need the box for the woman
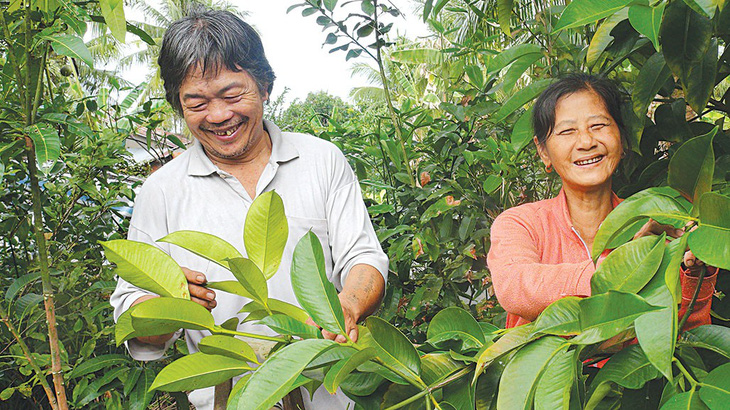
[487,73,717,329]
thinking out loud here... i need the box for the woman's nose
[576,129,597,149]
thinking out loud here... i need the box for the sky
[122,0,432,106]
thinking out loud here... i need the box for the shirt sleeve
[325,149,389,290]
[487,211,595,322]
[678,266,718,331]
[108,180,179,361]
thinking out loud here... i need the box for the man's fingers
[182,267,206,285]
[189,283,215,303]
[191,296,216,310]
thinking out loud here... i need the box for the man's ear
[534,136,551,168]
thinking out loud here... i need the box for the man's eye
[224,94,243,101]
[187,103,206,111]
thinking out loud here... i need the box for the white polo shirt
[110,120,388,408]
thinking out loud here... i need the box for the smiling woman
[486,73,717,329]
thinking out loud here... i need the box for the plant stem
[677,265,707,332]
[0,305,59,410]
[384,365,473,410]
[212,326,290,343]
[673,357,698,389]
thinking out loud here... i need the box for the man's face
[179,66,269,164]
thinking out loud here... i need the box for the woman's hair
[158,7,276,116]
[532,73,628,148]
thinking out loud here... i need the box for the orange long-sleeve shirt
[487,188,717,329]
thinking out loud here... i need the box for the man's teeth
[575,156,603,165]
[213,128,236,136]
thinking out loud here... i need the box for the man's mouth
[574,155,604,166]
[204,121,244,138]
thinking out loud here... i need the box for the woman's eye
[591,123,607,129]
[558,128,575,135]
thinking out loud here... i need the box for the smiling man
[110,8,388,409]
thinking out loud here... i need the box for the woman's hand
[633,219,684,240]
[683,249,706,277]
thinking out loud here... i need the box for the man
[110,8,388,409]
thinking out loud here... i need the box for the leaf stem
[677,265,707,332]
[384,365,473,410]
[672,357,698,388]
[211,326,290,343]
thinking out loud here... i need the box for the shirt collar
[186,119,299,176]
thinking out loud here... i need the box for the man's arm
[321,263,385,343]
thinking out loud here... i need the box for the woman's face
[535,89,623,192]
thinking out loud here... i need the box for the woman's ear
[534,136,551,168]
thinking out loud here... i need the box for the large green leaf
[206,281,255,300]
[679,325,730,359]
[99,0,126,42]
[497,0,514,36]
[259,314,321,339]
[497,336,570,410]
[390,48,444,65]
[628,2,665,51]
[323,348,377,394]
[67,354,131,379]
[662,390,709,409]
[585,345,660,408]
[236,339,335,410]
[511,106,534,152]
[554,0,633,32]
[420,353,463,385]
[699,363,730,409]
[591,234,666,295]
[75,367,128,407]
[290,231,346,336]
[150,352,251,391]
[534,348,577,410]
[426,307,485,350]
[116,304,179,346]
[635,287,675,380]
[688,192,730,270]
[128,368,155,410]
[586,8,629,68]
[158,231,242,270]
[493,79,553,123]
[664,235,689,305]
[239,298,309,324]
[228,257,268,308]
[363,316,422,385]
[633,52,672,118]
[45,34,94,68]
[532,297,581,337]
[474,324,538,380]
[130,297,215,335]
[25,123,61,165]
[486,44,542,74]
[592,187,691,259]
[101,240,188,299]
[198,335,258,363]
[245,190,288,279]
[571,291,662,345]
[668,127,717,208]
[502,53,542,94]
[682,39,718,114]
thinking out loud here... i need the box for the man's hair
[158,7,276,115]
[532,73,628,149]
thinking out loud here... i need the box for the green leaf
[683,0,721,18]
[668,126,717,207]
[474,324,538,381]
[427,307,486,350]
[662,390,709,409]
[482,175,503,194]
[586,8,629,68]
[390,48,444,65]
[291,231,346,336]
[421,353,463,385]
[487,44,542,74]
[681,38,718,115]
[628,2,665,51]
[493,79,554,123]
[679,325,730,359]
[688,192,730,270]
[150,352,251,392]
[128,368,155,410]
[99,0,126,43]
[591,234,666,295]
[126,22,155,46]
[591,187,690,260]
[554,0,633,32]
[635,287,675,381]
[533,296,581,337]
[198,335,258,363]
[633,52,672,118]
[206,281,255,299]
[497,0,514,36]
[323,0,337,12]
[259,314,321,339]
[497,336,570,410]
[421,196,460,223]
[534,348,576,410]
[571,291,662,345]
[67,354,131,379]
[130,297,215,335]
[236,339,335,410]
[100,240,188,299]
[585,345,660,408]
[699,363,730,409]
[158,231,242,270]
[75,367,127,407]
[363,316,422,384]
[25,123,60,165]
[502,53,542,94]
[323,348,377,394]
[245,191,288,279]
[511,106,534,152]
[44,34,94,68]
[228,257,268,308]
[5,272,41,301]
[239,298,309,324]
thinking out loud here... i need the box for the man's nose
[205,99,234,124]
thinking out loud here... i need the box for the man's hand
[306,294,360,343]
[131,267,216,346]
